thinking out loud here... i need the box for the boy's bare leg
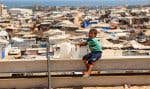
[83,60,88,69]
[82,60,89,75]
[83,64,93,75]
[87,64,93,75]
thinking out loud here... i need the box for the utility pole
[46,37,52,89]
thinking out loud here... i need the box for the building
[9,8,33,17]
[0,4,9,17]
[0,4,4,16]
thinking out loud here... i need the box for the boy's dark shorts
[83,51,102,65]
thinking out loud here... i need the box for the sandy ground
[57,86,150,89]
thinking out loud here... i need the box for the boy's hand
[75,43,81,47]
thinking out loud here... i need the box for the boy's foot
[82,71,90,77]
[83,73,90,77]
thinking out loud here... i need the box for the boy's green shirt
[87,38,102,52]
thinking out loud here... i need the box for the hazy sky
[1,0,150,8]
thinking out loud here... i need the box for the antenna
[125,0,128,7]
[102,0,104,9]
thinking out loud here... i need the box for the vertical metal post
[102,0,104,9]
[46,37,52,89]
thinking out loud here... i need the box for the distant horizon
[0,0,150,8]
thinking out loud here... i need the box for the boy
[77,29,102,77]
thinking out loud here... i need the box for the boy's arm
[76,42,87,46]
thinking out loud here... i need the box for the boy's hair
[89,28,98,36]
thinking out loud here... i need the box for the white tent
[131,40,150,49]
[12,37,24,42]
[0,30,8,36]
[0,39,9,44]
